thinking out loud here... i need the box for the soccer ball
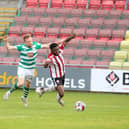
[74,101,86,111]
[35,87,41,93]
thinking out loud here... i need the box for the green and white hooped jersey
[16,41,42,69]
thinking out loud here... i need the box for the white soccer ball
[74,101,86,111]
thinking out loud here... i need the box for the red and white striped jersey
[47,43,65,78]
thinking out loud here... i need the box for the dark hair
[23,34,32,41]
[49,43,58,50]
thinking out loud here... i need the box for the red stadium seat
[21,8,33,16]
[86,28,99,40]
[8,26,21,37]
[21,26,34,37]
[32,37,41,42]
[63,48,75,58]
[33,8,46,16]
[121,10,129,19]
[68,59,82,65]
[15,37,24,45]
[27,16,40,26]
[103,19,118,29]
[96,10,109,18]
[39,0,49,8]
[80,40,94,48]
[0,46,7,56]
[89,0,101,10]
[52,17,65,27]
[112,29,125,41]
[46,8,57,17]
[60,28,73,38]
[76,0,88,9]
[102,0,114,10]
[115,1,126,11]
[87,49,101,59]
[106,40,120,50]
[56,8,71,18]
[93,40,107,49]
[34,27,47,38]
[78,18,91,29]
[26,0,38,8]
[47,27,60,38]
[64,0,76,9]
[83,9,96,18]
[117,19,129,30]
[68,39,80,48]
[39,17,52,27]
[70,9,83,18]
[73,28,86,40]
[37,49,48,56]
[51,0,63,8]
[81,60,96,68]
[109,10,122,19]
[74,48,87,59]
[99,29,112,41]
[14,16,27,25]
[95,60,110,69]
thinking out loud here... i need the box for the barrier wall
[0,65,129,93]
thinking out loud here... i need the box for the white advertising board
[91,69,129,93]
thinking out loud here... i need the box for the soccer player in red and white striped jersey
[36,34,76,106]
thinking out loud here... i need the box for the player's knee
[59,93,64,98]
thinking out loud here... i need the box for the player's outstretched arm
[3,36,17,50]
[55,34,76,46]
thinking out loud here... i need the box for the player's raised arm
[56,34,76,47]
[3,36,17,50]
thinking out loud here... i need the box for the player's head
[50,43,59,56]
[23,34,33,48]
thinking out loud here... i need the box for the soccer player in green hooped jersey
[3,34,52,107]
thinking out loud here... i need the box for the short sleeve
[35,42,42,49]
[16,44,23,51]
[59,43,65,50]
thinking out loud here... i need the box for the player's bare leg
[56,85,64,107]
[3,77,24,100]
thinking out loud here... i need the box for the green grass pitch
[0,89,129,129]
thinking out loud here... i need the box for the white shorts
[17,67,34,81]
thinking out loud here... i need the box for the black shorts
[52,74,65,87]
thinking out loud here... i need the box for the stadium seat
[68,59,82,65]
[26,0,38,8]
[14,16,27,25]
[81,60,96,68]
[33,8,46,16]
[96,10,109,18]
[21,8,33,16]
[46,27,60,38]
[68,39,80,48]
[120,40,129,51]
[125,30,129,40]
[117,19,129,30]
[80,40,93,48]
[64,0,76,9]
[37,48,48,56]
[112,29,125,41]
[122,62,129,70]
[95,60,110,69]
[74,48,87,59]
[93,40,106,49]
[34,27,47,38]
[21,26,34,36]
[8,26,21,37]
[39,0,49,8]
[56,8,71,18]
[63,48,75,58]
[8,49,19,57]
[90,18,104,29]
[106,40,120,50]
[32,37,41,42]
[115,1,126,11]
[86,28,99,40]
[114,51,127,62]
[15,37,24,44]
[83,9,96,18]
[39,17,52,27]
[70,9,83,18]
[0,46,7,56]
[8,36,16,44]
[102,0,114,10]
[52,17,65,27]
[99,29,112,41]
[46,8,57,17]
[78,18,91,29]
[103,19,117,29]
[51,0,63,8]
[76,0,87,9]
[2,57,16,65]
[109,10,122,19]
[101,50,115,61]
[60,28,73,38]
[73,28,85,40]
[109,61,123,69]
[89,0,101,10]
[65,17,79,28]
[27,16,40,26]
[87,49,101,60]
